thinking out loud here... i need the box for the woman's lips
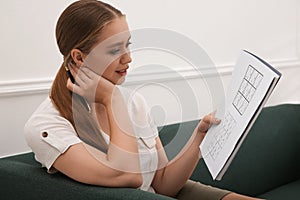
[115,68,128,76]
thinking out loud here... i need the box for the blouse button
[42,132,48,138]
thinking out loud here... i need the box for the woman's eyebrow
[106,36,131,48]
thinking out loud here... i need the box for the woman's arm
[53,143,142,188]
[151,114,220,197]
[53,67,142,188]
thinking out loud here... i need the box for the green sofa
[1,104,300,199]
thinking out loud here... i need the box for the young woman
[24,1,260,199]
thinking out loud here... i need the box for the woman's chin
[116,77,126,85]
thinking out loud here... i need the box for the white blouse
[24,87,159,193]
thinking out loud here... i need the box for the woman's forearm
[105,93,139,152]
[103,91,141,174]
[153,114,218,196]
[165,128,202,184]
[153,128,202,196]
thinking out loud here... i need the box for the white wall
[0,0,299,157]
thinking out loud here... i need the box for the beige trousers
[176,180,231,200]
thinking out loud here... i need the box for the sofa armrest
[0,153,174,200]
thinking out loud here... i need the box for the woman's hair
[50,0,124,152]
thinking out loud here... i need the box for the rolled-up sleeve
[24,101,81,172]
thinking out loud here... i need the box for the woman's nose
[120,51,132,65]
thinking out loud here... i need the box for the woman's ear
[70,49,86,67]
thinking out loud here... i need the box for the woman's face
[84,17,132,85]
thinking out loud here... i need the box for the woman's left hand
[197,113,221,143]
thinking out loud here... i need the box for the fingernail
[214,118,221,124]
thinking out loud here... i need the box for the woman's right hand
[66,65,117,106]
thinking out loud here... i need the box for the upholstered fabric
[0,153,173,200]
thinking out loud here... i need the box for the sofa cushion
[159,120,198,160]
[258,179,300,200]
[189,104,300,196]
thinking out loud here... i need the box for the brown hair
[50,0,124,152]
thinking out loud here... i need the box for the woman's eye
[108,42,132,55]
[109,49,121,55]
[126,42,132,49]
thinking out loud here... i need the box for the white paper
[200,50,281,180]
